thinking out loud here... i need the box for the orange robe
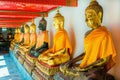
[52,29,72,55]
[15,33,23,43]
[38,29,72,66]
[17,33,24,43]
[14,33,18,41]
[23,33,30,45]
[80,26,116,70]
[36,31,48,49]
[29,32,37,47]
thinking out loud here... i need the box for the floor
[0,54,24,80]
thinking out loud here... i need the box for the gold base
[32,68,54,80]
[18,54,25,64]
[25,53,38,64]
[35,60,60,76]
[24,60,35,74]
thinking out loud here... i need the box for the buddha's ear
[98,12,102,23]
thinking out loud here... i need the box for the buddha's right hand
[75,66,93,72]
[60,64,79,76]
[39,52,53,60]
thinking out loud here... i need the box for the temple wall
[27,0,120,79]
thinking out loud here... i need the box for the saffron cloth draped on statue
[53,29,72,55]
[80,26,116,70]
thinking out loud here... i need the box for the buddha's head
[85,0,103,29]
[21,25,24,33]
[24,24,30,33]
[53,10,64,29]
[38,17,47,31]
[0,33,2,38]
[17,28,21,33]
[15,28,18,34]
[30,21,36,33]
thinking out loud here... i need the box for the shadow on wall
[108,25,120,80]
[49,28,54,48]
[69,22,76,57]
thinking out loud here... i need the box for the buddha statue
[59,0,116,80]
[10,28,18,50]
[25,17,48,63]
[0,33,3,41]
[16,24,30,64]
[10,28,22,51]
[38,10,72,66]
[11,28,18,42]
[20,20,37,54]
[6,29,13,41]
[18,24,30,51]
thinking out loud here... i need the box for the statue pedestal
[32,67,54,80]
[24,58,35,74]
[32,60,60,80]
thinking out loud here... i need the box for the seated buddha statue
[38,10,72,66]
[0,33,4,41]
[10,28,18,50]
[10,28,22,51]
[59,0,116,80]
[11,28,18,43]
[6,29,14,41]
[21,20,37,53]
[18,24,30,51]
[26,17,48,62]
[16,24,30,64]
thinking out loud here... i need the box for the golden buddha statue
[18,24,30,51]
[59,0,116,80]
[6,29,14,41]
[16,24,30,64]
[21,20,37,53]
[38,10,72,66]
[18,24,30,55]
[10,28,22,51]
[10,28,18,49]
[11,28,18,41]
[0,33,3,41]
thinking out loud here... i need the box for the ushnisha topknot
[54,10,64,21]
[39,17,47,26]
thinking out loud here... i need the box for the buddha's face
[24,27,29,33]
[30,27,33,33]
[53,18,59,29]
[38,23,46,31]
[17,29,21,33]
[85,9,101,29]
[15,29,18,33]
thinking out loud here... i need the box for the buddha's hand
[39,52,53,61]
[93,57,109,67]
[25,46,30,49]
[75,66,93,72]
[48,52,56,57]
[65,67,79,76]
[60,57,73,73]
[20,43,23,45]
[55,48,66,55]
[60,64,79,76]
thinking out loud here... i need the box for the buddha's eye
[85,19,88,22]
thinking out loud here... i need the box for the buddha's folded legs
[33,48,48,57]
[41,52,70,66]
